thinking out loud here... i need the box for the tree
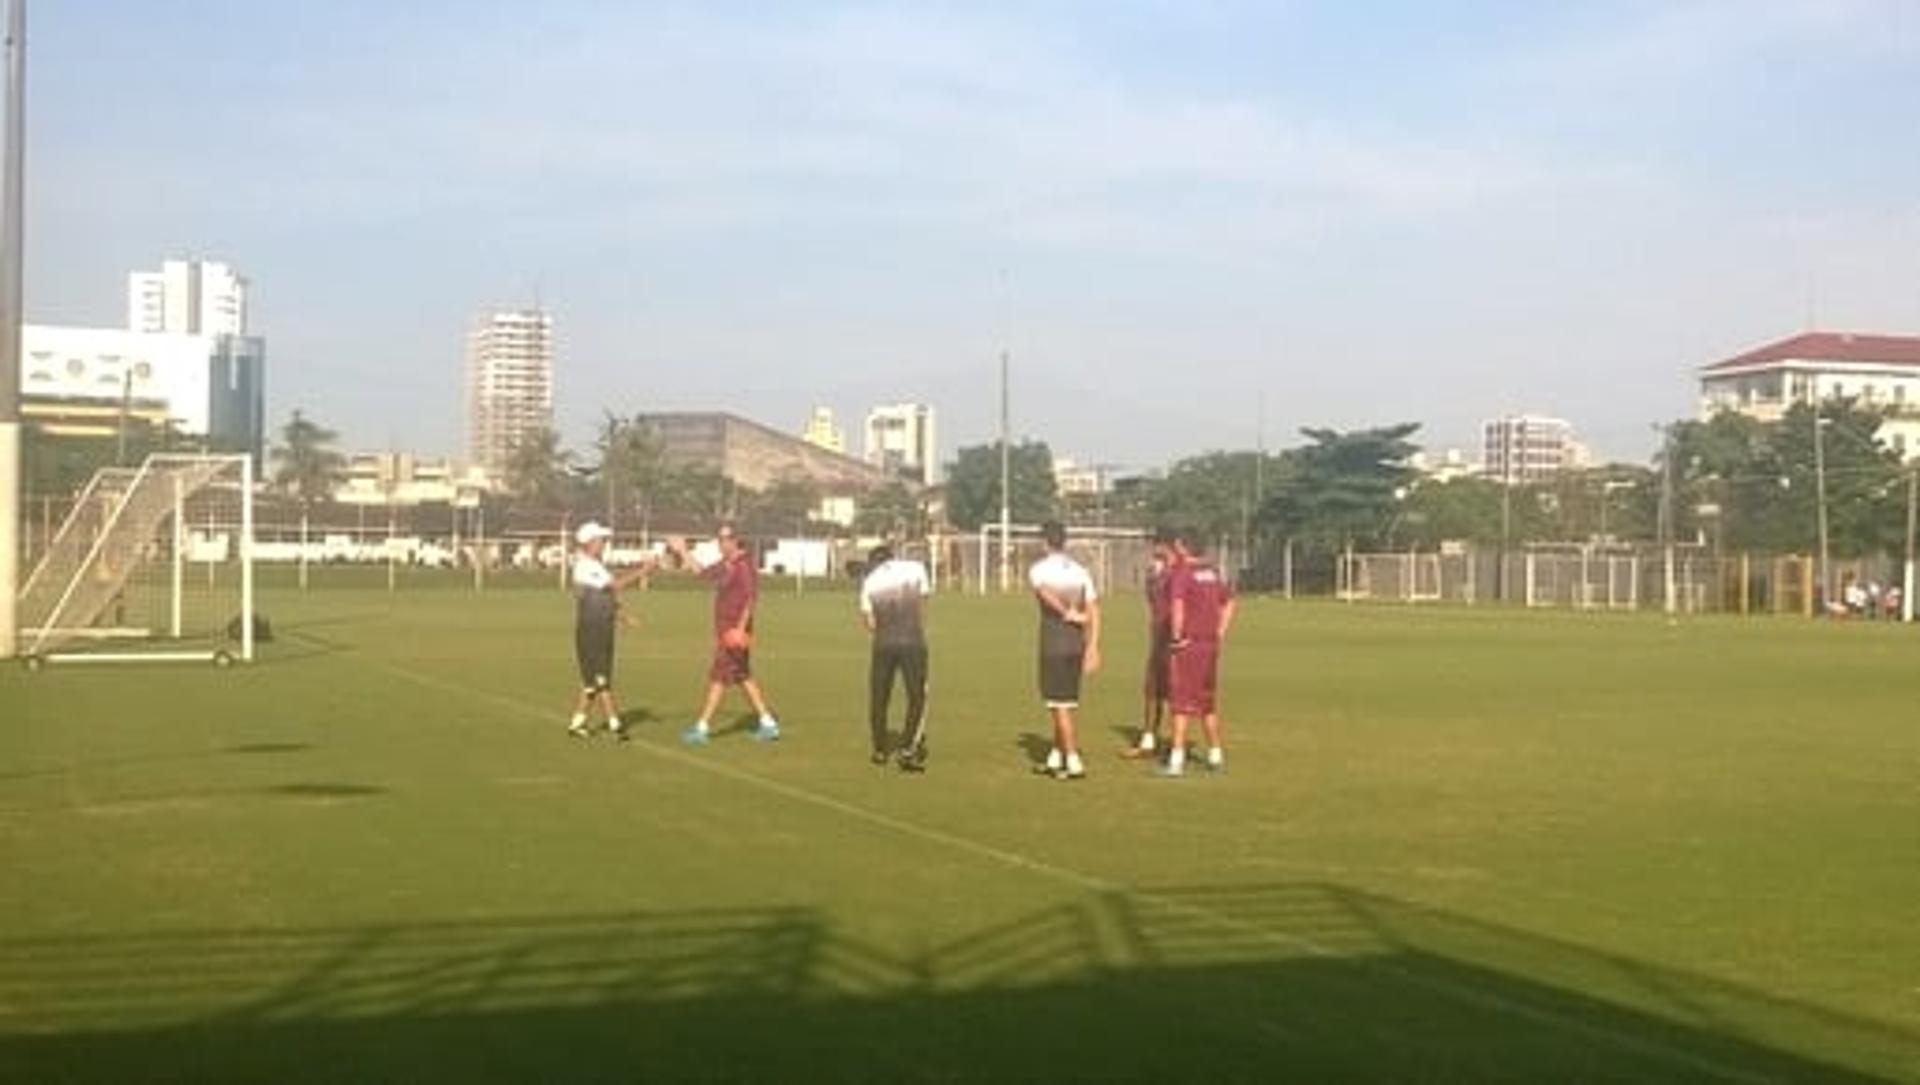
[1666,403,1903,556]
[270,410,346,506]
[502,426,574,510]
[854,481,923,538]
[944,440,1058,531]
[1146,451,1285,543]
[741,472,820,535]
[1260,424,1420,550]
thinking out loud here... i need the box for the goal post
[19,453,255,667]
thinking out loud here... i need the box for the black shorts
[576,621,615,693]
[1039,651,1085,708]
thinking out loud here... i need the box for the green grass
[3,576,1918,1082]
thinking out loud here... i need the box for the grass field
[3,574,1918,1082]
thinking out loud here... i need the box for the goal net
[20,453,255,665]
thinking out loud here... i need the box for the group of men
[562,517,1236,780]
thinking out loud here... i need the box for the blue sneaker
[681,725,710,747]
[752,721,782,743]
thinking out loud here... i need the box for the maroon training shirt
[704,553,758,634]
[1168,560,1233,643]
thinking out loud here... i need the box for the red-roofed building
[1698,331,1920,459]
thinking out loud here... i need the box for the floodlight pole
[0,0,25,660]
[1903,463,1916,624]
[1659,424,1676,615]
[1813,406,1830,612]
[997,347,1011,594]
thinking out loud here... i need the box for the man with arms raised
[1029,521,1101,781]
[1160,529,1237,777]
[860,544,933,772]
[567,522,655,740]
[669,524,782,746]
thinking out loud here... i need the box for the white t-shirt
[573,553,614,592]
[1028,552,1097,605]
[861,559,931,646]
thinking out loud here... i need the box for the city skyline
[21,2,1920,467]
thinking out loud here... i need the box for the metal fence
[1335,545,1903,617]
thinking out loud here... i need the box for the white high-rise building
[465,309,554,477]
[1482,414,1577,484]
[863,402,937,485]
[128,259,249,336]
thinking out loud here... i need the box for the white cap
[575,521,614,545]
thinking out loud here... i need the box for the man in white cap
[567,521,655,739]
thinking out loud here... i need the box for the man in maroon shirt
[1123,527,1177,760]
[669,524,781,745]
[1160,528,1236,777]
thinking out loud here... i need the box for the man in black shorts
[567,522,654,740]
[1028,521,1101,780]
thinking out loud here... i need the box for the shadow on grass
[263,783,387,800]
[224,743,314,756]
[1,883,1909,1083]
[1015,732,1053,766]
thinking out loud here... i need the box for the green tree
[741,472,820,535]
[854,481,923,537]
[1260,424,1420,550]
[1146,451,1285,542]
[502,426,574,510]
[944,440,1058,531]
[270,410,346,506]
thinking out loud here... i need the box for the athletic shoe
[870,750,891,765]
[1119,744,1157,761]
[567,722,592,739]
[752,722,781,743]
[681,726,710,747]
[1032,763,1059,777]
[1156,765,1186,779]
[612,724,630,743]
[897,745,928,773]
[1205,759,1224,774]
[1057,768,1086,782]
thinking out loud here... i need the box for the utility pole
[1812,405,1830,611]
[1658,423,1676,615]
[997,347,1011,594]
[0,0,26,660]
[1903,462,1916,623]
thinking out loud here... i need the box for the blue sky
[24,0,1920,468]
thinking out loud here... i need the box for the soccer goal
[19,453,255,667]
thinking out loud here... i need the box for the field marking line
[359,656,1778,1084]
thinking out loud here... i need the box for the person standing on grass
[1123,527,1178,761]
[859,544,933,771]
[669,524,782,746]
[1030,521,1101,781]
[1159,529,1237,777]
[567,522,655,740]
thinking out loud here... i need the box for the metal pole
[998,348,1011,594]
[1659,424,1676,615]
[240,453,255,661]
[1903,465,1916,623]
[1813,406,1830,612]
[0,0,26,659]
[170,473,184,637]
[299,507,309,590]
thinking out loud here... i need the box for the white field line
[362,655,1775,1084]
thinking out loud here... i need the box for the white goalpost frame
[27,452,255,667]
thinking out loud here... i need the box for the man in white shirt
[860,545,933,771]
[1029,521,1101,780]
[567,522,655,740]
